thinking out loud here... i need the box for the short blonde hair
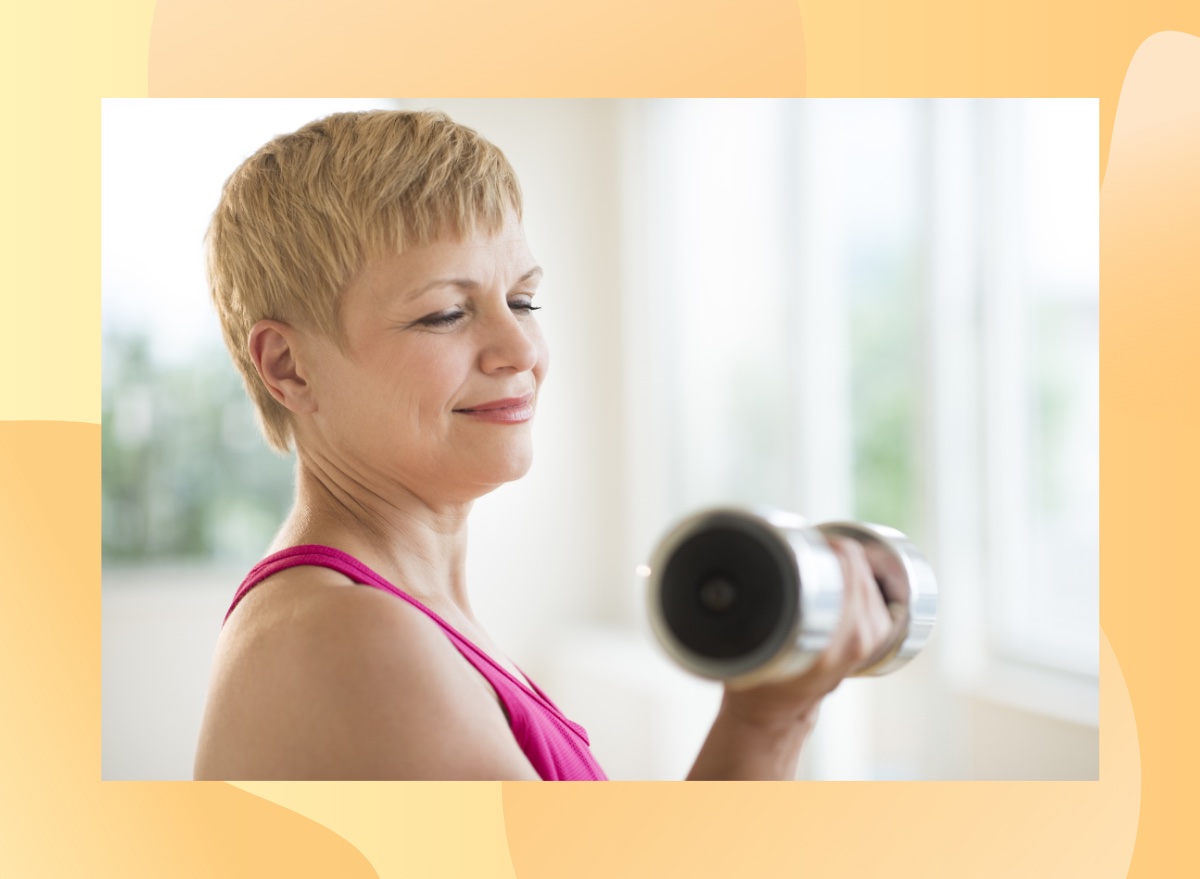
[206,109,523,452]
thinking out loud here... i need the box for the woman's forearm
[686,693,818,780]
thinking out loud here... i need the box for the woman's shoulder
[221,562,437,652]
[194,566,538,780]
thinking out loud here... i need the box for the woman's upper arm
[195,586,540,780]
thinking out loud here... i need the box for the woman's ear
[248,320,317,414]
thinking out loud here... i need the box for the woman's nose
[479,307,539,374]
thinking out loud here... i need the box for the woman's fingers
[815,536,896,680]
[720,533,904,727]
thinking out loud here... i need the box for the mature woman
[193,109,894,780]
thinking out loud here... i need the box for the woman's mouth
[453,393,535,424]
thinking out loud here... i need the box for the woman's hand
[686,536,898,780]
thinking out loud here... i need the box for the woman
[193,109,895,780]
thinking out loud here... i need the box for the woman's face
[302,212,549,505]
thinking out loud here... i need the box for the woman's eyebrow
[517,266,544,285]
[404,278,477,301]
[403,267,543,302]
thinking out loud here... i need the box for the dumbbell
[644,507,937,688]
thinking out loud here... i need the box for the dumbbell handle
[812,520,937,678]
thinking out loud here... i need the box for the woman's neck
[270,449,476,617]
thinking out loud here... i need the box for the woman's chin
[457,449,534,497]
[491,453,534,485]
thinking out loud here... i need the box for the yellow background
[3,0,1198,875]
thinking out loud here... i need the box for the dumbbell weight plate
[647,507,843,687]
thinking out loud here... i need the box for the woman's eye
[419,308,466,328]
[510,299,542,316]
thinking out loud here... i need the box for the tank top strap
[225,544,383,623]
[223,544,588,736]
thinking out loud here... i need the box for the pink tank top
[223,544,607,781]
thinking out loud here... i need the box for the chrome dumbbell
[645,507,937,688]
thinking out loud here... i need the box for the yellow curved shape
[232,783,518,879]
[501,628,1139,878]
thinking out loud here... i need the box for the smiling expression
[298,213,549,505]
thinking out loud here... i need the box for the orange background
[2,1,1198,876]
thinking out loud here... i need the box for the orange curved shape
[0,422,379,877]
[1099,29,1200,879]
[501,626,1140,878]
[147,0,806,97]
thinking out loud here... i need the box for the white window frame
[927,100,1098,727]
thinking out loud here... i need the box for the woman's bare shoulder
[194,567,538,780]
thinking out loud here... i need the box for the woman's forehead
[348,227,539,308]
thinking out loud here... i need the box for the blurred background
[102,98,1098,780]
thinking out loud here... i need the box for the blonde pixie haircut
[206,110,523,452]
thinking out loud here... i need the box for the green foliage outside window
[102,331,294,565]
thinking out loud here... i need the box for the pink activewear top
[223,544,607,781]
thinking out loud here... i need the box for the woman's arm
[686,692,817,780]
[686,537,896,780]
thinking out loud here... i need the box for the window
[627,99,1098,730]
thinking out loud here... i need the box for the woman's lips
[453,393,535,423]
